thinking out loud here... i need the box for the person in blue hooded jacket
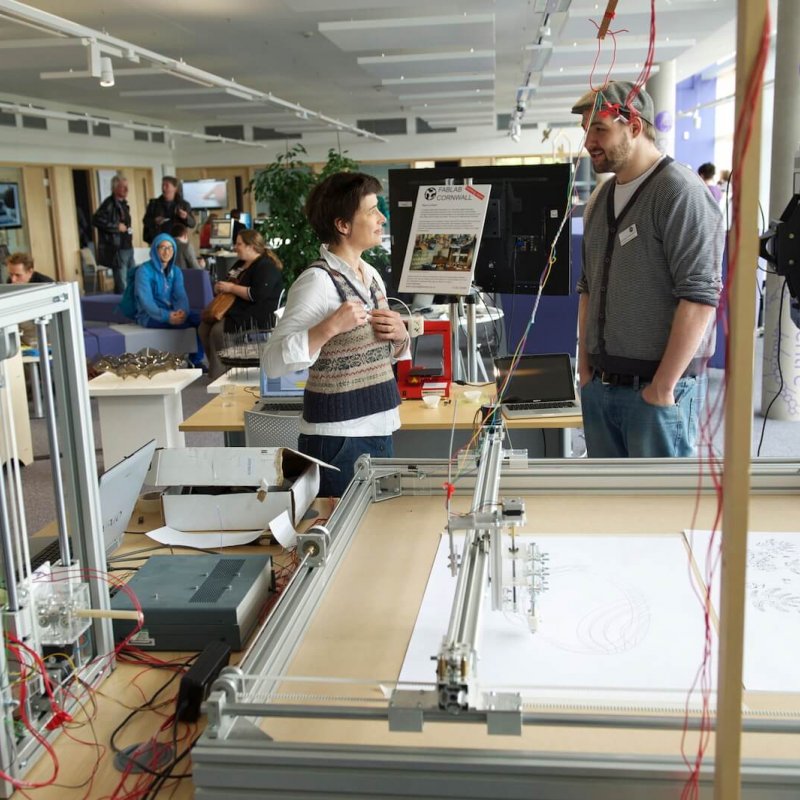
[134,232,194,328]
[133,232,204,365]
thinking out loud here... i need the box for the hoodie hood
[150,233,177,270]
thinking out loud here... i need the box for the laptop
[18,439,158,571]
[495,353,581,419]
[256,366,307,413]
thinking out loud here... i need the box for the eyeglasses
[157,244,174,251]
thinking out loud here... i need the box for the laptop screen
[494,354,575,403]
[259,367,307,398]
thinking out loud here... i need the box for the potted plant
[248,144,389,286]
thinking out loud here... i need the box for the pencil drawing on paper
[539,566,651,655]
[747,537,800,614]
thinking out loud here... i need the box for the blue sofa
[81,268,213,359]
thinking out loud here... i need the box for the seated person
[5,252,54,346]
[198,212,218,250]
[133,232,203,345]
[198,229,283,381]
[230,208,246,240]
[170,223,206,270]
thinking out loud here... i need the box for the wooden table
[179,383,583,456]
[17,503,304,800]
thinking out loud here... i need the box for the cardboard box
[148,447,334,533]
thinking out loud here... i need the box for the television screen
[0,182,22,230]
[388,165,571,296]
[181,179,228,209]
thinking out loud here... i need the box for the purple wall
[675,74,717,169]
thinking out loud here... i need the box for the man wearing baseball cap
[572,80,724,458]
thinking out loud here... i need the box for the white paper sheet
[145,525,263,549]
[269,511,298,550]
[400,534,716,705]
[686,529,800,692]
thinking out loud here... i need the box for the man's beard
[592,136,632,174]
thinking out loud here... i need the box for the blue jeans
[297,433,393,498]
[580,374,703,458]
[113,249,136,293]
[142,310,204,363]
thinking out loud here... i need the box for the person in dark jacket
[142,176,196,244]
[198,229,283,380]
[92,174,134,292]
[6,252,54,345]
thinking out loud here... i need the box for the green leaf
[249,146,374,286]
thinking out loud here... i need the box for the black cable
[476,289,501,361]
[756,278,787,457]
[109,655,196,776]
[140,732,201,800]
[540,428,547,458]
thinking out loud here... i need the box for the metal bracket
[483,691,523,736]
[388,688,439,732]
[373,471,402,502]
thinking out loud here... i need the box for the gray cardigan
[577,159,724,378]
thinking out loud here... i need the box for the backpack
[116,265,138,319]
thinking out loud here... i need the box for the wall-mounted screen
[0,182,22,230]
[388,165,572,296]
[181,179,228,209]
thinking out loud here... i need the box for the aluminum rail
[198,701,800,734]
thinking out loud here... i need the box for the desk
[21,351,45,419]
[0,350,33,466]
[189,460,800,799]
[89,369,201,467]
[18,501,316,799]
[180,383,582,456]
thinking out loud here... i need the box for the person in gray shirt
[170,223,206,271]
[571,81,724,458]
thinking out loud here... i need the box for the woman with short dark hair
[262,171,410,497]
[198,229,283,380]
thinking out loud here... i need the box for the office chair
[80,248,114,294]
[243,408,301,449]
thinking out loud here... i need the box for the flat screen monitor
[181,179,228,210]
[210,219,234,249]
[238,212,252,229]
[388,165,572,296]
[0,182,22,230]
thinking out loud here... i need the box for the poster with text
[397,183,491,296]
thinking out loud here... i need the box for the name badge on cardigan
[619,224,638,246]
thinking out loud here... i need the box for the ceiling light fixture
[99,56,114,87]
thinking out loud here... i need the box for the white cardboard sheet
[146,526,263,549]
[400,534,716,705]
[686,529,800,693]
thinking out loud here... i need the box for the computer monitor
[210,218,234,249]
[388,165,572,296]
[238,212,252,229]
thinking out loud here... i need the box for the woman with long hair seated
[198,228,283,380]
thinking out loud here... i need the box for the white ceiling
[0,0,739,144]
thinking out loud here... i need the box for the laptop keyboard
[256,401,303,412]
[504,400,575,410]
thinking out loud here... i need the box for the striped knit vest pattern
[303,264,402,424]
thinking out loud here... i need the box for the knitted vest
[303,263,402,424]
